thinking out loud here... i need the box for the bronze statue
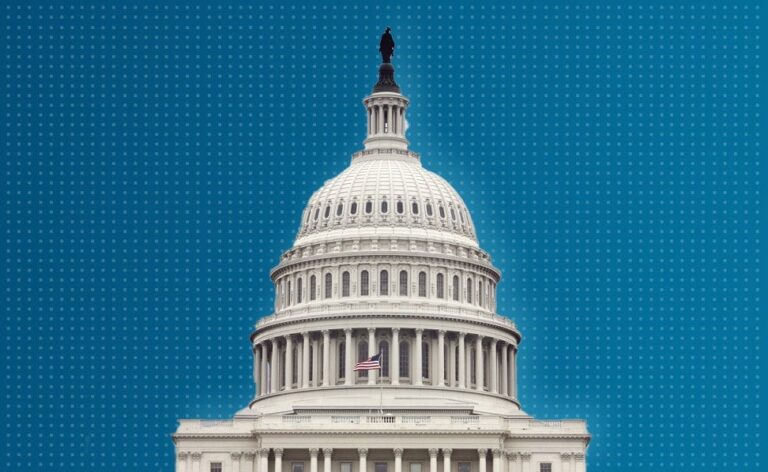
[379,27,395,63]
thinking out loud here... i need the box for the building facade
[173,52,590,472]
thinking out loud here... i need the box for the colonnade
[252,327,518,401]
[176,448,587,472]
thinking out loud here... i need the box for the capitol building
[173,40,590,472]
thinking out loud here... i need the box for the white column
[176,451,187,472]
[310,449,319,472]
[520,453,530,472]
[478,449,487,472]
[429,449,438,472]
[574,453,585,472]
[414,328,423,385]
[377,105,384,134]
[344,328,353,385]
[442,449,452,472]
[302,332,310,388]
[368,328,377,385]
[191,452,201,472]
[506,453,519,472]
[511,346,518,399]
[232,452,242,472]
[322,330,331,386]
[259,450,269,472]
[270,339,279,393]
[253,346,261,396]
[560,453,571,472]
[458,333,466,388]
[475,336,484,391]
[260,344,268,394]
[358,448,368,472]
[492,449,501,472]
[323,449,333,472]
[391,328,400,385]
[437,330,446,387]
[285,337,294,391]
[394,448,403,472]
[490,339,498,393]
[501,343,508,396]
[312,337,320,387]
[274,448,283,472]
[244,451,255,472]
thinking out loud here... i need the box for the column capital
[323,448,333,456]
[302,331,310,338]
[393,448,404,457]
[177,451,189,460]
[438,329,446,336]
[442,448,452,456]
[259,449,270,458]
[309,448,320,456]
[415,328,423,335]
[392,327,400,334]
[368,327,376,334]
[573,453,585,460]
[322,329,330,336]
[274,448,284,457]
[505,452,518,460]
[492,449,502,457]
[458,332,466,340]
[559,453,572,459]
[477,448,488,457]
[428,448,439,457]
[519,452,531,460]
[490,338,498,346]
[344,327,353,334]
[231,451,243,460]
[244,451,257,459]
[191,452,202,460]
[358,448,368,457]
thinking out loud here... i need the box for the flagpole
[378,352,383,415]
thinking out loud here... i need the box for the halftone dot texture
[1,2,763,472]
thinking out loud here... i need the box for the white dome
[295,150,478,248]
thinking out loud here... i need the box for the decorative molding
[244,451,257,459]
[323,448,333,456]
[477,448,488,457]
[428,448,439,457]
[573,453,585,460]
[273,448,284,457]
[309,448,320,455]
[442,448,452,456]
[505,452,518,460]
[393,448,404,457]
[191,452,202,461]
[177,451,188,460]
[560,452,572,459]
[519,452,531,461]
[492,449,502,457]
[231,451,243,459]
[358,448,368,456]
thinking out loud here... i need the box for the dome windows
[324,273,332,298]
[342,271,350,297]
[426,203,433,217]
[314,208,320,221]
[380,270,389,295]
[439,206,446,219]
[360,270,369,296]
[399,270,408,296]
[310,275,317,301]
[381,200,389,214]
[324,205,331,219]
[418,271,427,297]
[450,207,457,221]
[436,273,444,299]
[350,201,358,215]
[396,201,404,214]
[336,203,344,217]
[365,200,373,214]
[411,202,419,215]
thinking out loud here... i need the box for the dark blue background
[1,2,765,471]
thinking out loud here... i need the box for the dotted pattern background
[1,3,764,472]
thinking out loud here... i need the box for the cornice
[253,429,509,436]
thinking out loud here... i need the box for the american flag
[353,352,382,371]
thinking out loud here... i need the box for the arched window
[381,200,388,214]
[426,203,433,217]
[412,202,419,215]
[379,341,390,377]
[467,277,473,303]
[297,277,303,304]
[350,202,358,215]
[380,270,389,295]
[470,348,476,385]
[478,280,484,307]
[444,343,449,382]
[338,342,346,380]
[342,271,350,297]
[324,273,332,299]
[399,270,408,296]
[454,346,459,381]
[399,341,410,378]
[422,342,430,379]
[287,280,291,306]
[365,200,373,214]
[310,275,317,301]
[309,346,314,382]
[336,203,343,216]
[418,271,427,297]
[452,275,460,301]
[305,208,312,223]
[292,346,298,384]
[358,341,369,378]
[360,270,369,296]
[450,208,456,221]
[436,273,444,299]
[314,208,320,221]
[324,205,331,219]
[439,206,446,218]
[280,347,286,388]
[483,347,490,388]
[396,201,404,214]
